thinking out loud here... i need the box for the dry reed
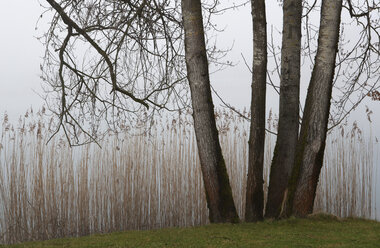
[0,108,377,244]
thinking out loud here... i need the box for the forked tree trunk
[265,0,302,218]
[181,0,239,223]
[284,0,343,217]
[245,0,267,222]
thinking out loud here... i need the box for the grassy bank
[4,215,380,248]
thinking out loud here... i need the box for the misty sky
[0,1,275,121]
[0,1,377,126]
[0,1,48,119]
[0,1,379,218]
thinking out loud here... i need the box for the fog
[0,0,379,220]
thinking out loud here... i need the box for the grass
[3,215,380,248]
[0,108,377,244]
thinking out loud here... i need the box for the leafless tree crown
[41,0,188,145]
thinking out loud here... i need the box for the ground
[3,214,380,248]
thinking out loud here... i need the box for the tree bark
[181,0,239,223]
[284,0,343,217]
[245,0,267,222]
[265,0,302,218]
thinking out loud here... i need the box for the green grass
[3,215,380,248]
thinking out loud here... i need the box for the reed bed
[0,108,377,244]
[314,123,376,218]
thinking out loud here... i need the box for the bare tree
[43,0,240,223]
[248,0,380,219]
[210,0,380,220]
[282,0,343,217]
[42,0,187,145]
[284,0,380,217]
[245,0,267,222]
[328,0,380,129]
[181,0,239,223]
[265,0,303,218]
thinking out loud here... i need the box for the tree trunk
[245,0,267,222]
[265,0,302,218]
[284,0,343,217]
[181,0,239,223]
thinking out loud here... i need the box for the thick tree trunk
[265,0,302,218]
[181,0,239,223]
[284,0,343,217]
[245,0,267,222]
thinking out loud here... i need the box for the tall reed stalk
[0,108,376,244]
